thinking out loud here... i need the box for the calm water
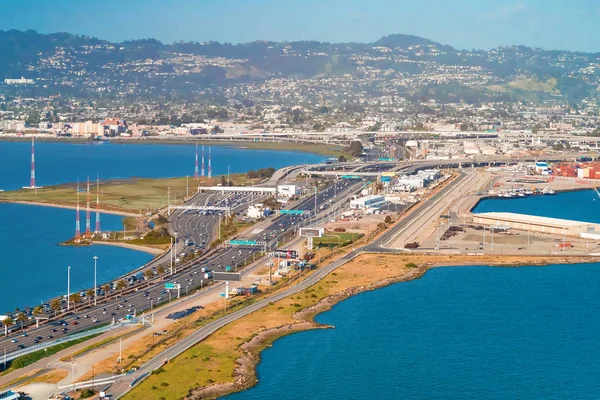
[0,141,324,190]
[473,190,600,223]
[0,141,323,311]
[227,264,600,400]
[0,203,153,313]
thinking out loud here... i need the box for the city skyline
[1,0,600,52]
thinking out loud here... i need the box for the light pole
[170,237,173,275]
[186,175,189,200]
[227,165,230,186]
[93,256,98,306]
[67,265,71,311]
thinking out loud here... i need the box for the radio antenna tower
[95,174,101,234]
[85,176,91,238]
[201,145,205,179]
[208,147,212,184]
[194,143,199,180]
[30,137,36,188]
[75,179,81,242]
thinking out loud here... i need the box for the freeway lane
[0,175,362,357]
[107,171,470,398]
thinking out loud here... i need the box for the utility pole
[93,256,98,306]
[67,266,71,311]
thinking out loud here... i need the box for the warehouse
[472,212,600,237]
[350,195,386,210]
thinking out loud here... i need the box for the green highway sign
[226,266,232,272]
[165,283,176,289]
[280,209,305,215]
[341,175,361,179]
[229,240,258,246]
[378,157,395,161]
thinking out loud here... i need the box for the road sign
[279,209,305,215]
[378,157,395,161]
[226,266,232,272]
[381,176,391,182]
[213,272,242,282]
[299,227,324,238]
[228,240,258,246]
[165,283,180,290]
[220,293,226,297]
[341,175,361,179]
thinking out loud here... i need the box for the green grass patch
[314,232,363,247]
[1,333,102,374]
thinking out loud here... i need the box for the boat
[542,187,556,195]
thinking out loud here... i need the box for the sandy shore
[0,200,137,217]
[91,240,164,255]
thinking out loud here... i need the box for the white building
[350,195,386,210]
[4,76,35,85]
[247,204,269,219]
[277,185,299,197]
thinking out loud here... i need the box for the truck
[184,238,194,246]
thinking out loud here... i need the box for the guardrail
[3,319,136,364]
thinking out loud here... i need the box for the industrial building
[472,212,600,237]
[350,195,386,210]
[277,184,299,197]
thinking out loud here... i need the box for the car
[102,310,107,315]
[18,344,26,349]
[92,318,99,323]
[21,333,28,337]
[35,336,42,340]
[51,329,57,333]
[110,312,116,316]
[33,339,39,344]
[47,335,54,339]
[83,315,89,318]
[72,321,78,325]
[10,339,18,343]
[74,316,80,320]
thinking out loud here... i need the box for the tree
[2,317,14,336]
[33,306,44,316]
[338,155,347,162]
[16,313,28,331]
[50,299,61,317]
[69,293,82,311]
[384,215,392,224]
[116,279,127,294]
[86,289,95,305]
[102,284,110,301]
[144,270,154,286]
[460,123,469,131]
[157,265,166,275]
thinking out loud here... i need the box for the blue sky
[1,0,599,51]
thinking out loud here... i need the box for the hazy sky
[1,0,599,51]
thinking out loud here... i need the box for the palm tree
[144,270,154,287]
[33,306,44,316]
[16,313,28,332]
[2,316,14,336]
[50,299,61,317]
[157,265,166,275]
[86,289,94,305]
[116,279,127,295]
[69,293,82,311]
[102,284,110,301]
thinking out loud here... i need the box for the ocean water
[473,189,600,223]
[226,264,600,400]
[0,203,153,313]
[0,141,324,190]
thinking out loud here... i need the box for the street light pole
[227,166,230,186]
[186,175,189,200]
[67,265,71,311]
[93,256,98,306]
[170,237,173,275]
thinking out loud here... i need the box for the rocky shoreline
[184,265,429,400]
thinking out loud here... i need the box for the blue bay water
[0,203,153,313]
[0,141,324,190]
[473,189,600,223]
[0,141,323,312]
[227,264,600,400]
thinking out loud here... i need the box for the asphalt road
[0,174,362,356]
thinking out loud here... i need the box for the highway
[0,170,363,356]
[105,165,469,398]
